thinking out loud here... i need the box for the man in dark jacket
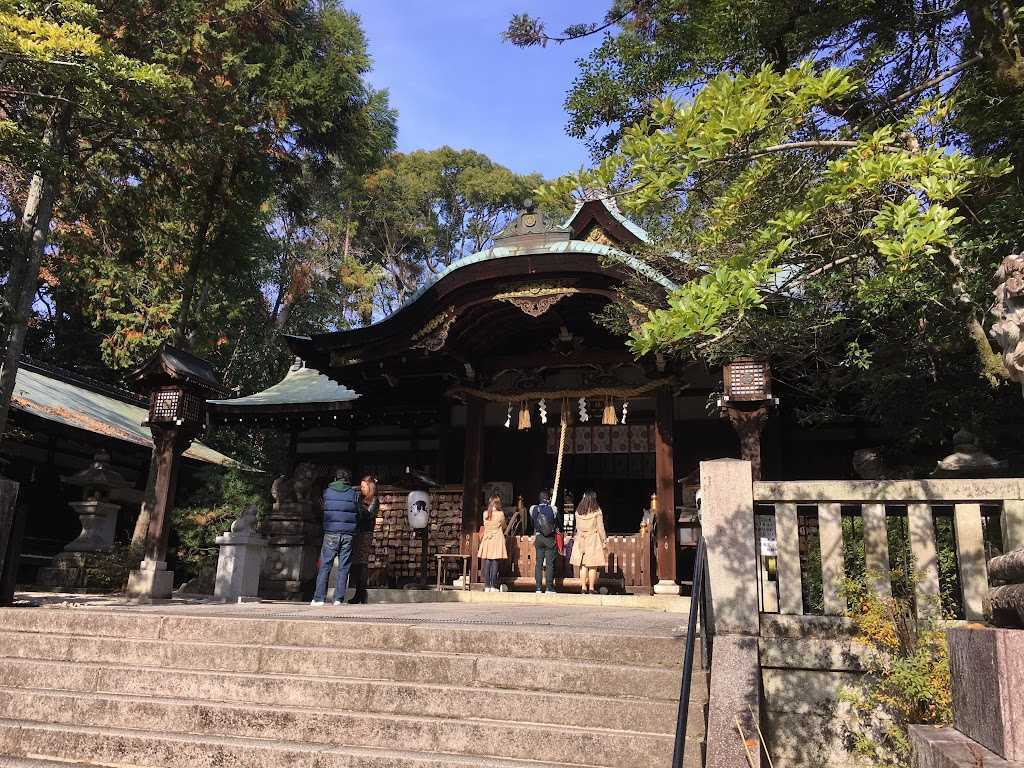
[311,467,361,606]
[530,490,558,594]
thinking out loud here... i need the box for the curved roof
[12,365,239,467]
[327,239,677,340]
[207,363,359,416]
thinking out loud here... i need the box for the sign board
[756,514,777,557]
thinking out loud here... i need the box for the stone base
[214,532,266,602]
[948,626,1024,761]
[126,560,173,600]
[653,579,682,595]
[910,725,1023,768]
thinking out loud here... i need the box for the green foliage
[78,543,137,592]
[353,147,544,310]
[171,467,270,583]
[512,0,1024,453]
[841,577,952,768]
[4,0,396,393]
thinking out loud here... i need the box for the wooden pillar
[653,386,679,593]
[461,398,484,547]
[142,426,191,565]
[725,404,770,480]
[128,426,192,600]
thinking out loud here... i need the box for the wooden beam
[653,386,678,592]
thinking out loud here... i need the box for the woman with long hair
[569,490,607,594]
[477,494,508,592]
[348,474,378,604]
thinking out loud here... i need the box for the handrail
[672,534,707,768]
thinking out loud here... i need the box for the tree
[0,0,175,440]
[511,1,1024,455]
[352,147,543,311]
[4,0,396,386]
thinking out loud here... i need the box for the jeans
[313,532,354,603]
[534,534,556,591]
[482,558,500,588]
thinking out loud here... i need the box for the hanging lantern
[578,396,589,422]
[504,402,512,429]
[538,398,548,424]
[601,396,618,426]
[517,400,531,430]
[621,400,629,424]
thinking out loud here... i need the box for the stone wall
[758,615,871,768]
[367,485,462,586]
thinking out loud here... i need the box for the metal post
[672,535,706,768]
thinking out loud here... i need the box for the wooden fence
[751,478,1024,620]
[460,530,654,594]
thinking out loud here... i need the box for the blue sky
[346,0,603,181]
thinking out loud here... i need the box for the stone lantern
[719,357,778,480]
[38,451,131,588]
[125,343,226,599]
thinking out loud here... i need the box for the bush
[170,467,270,584]
[840,576,952,768]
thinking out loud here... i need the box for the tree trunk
[0,95,75,445]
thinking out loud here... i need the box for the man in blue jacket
[311,467,362,606]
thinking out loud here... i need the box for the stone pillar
[699,458,761,768]
[127,426,192,600]
[461,397,484,548]
[947,627,1023,761]
[653,386,679,594]
[214,526,266,602]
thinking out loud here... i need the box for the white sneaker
[310,600,325,606]
[546,589,557,595]
[535,589,543,594]
[333,601,343,606]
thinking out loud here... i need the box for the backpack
[533,503,556,537]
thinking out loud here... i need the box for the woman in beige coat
[569,490,607,594]
[477,495,507,592]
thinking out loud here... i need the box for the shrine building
[208,200,774,596]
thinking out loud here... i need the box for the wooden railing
[750,479,1024,620]
[460,530,655,594]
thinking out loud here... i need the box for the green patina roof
[12,366,239,467]
[398,239,677,312]
[208,362,360,409]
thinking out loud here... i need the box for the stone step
[0,658,703,735]
[0,704,704,768]
[0,631,682,699]
[0,758,99,768]
[0,608,684,669]
[0,719,625,768]
[0,688,678,768]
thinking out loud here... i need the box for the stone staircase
[0,606,704,767]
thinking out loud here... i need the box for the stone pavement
[13,590,689,638]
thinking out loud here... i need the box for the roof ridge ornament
[494,199,572,247]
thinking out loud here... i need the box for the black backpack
[533,503,556,536]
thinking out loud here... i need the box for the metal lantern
[722,357,772,403]
[677,512,701,548]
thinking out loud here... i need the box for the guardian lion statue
[270,462,319,504]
